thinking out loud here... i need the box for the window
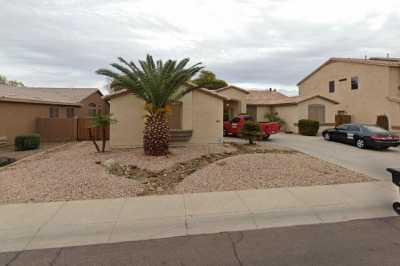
[49,107,59,118]
[348,125,360,132]
[88,103,97,116]
[351,76,359,90]
[329,81,335,93]
[66,108,75,118]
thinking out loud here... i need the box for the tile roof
[297,57,400,86]
[245,89,339,105]
[215,85,250,94]
[0,85,99,106]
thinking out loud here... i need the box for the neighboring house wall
[217,88,247,114]
[0,102,79,144]
[270,105,298,133]
[78,92,109,118]
[299,61,400,130]
[296,98,337,133]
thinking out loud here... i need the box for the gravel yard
[0,141,374,204]
[172,153,373,193]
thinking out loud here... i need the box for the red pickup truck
[224,115,280,140]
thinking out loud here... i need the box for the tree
[0,74,24,87]
[192,70,227,90]
[96,55,203,156]
[240,120,261,145]
[265,113,286,128]
[89,113,116,153]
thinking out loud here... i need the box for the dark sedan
[322,124,400,150]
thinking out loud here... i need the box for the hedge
[15,134,41,151]
[298,119,320,136]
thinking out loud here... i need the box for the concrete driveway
[268,133,400,181]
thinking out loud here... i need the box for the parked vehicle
[322,124,400,150]
[223,115,280,140]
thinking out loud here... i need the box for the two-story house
[298,57,400,132]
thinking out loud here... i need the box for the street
[1,217,400,266]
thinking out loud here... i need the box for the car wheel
[356,138,366,149]
[393,202,400,215]
[263,134,270,141]
[323,133,330,141]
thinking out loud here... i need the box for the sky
[0,0,399,95]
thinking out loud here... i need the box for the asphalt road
[1,217,400,266]
[268,133,400,181]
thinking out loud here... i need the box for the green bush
[240,120,261,145]
[15,134,40,151]
[298,119,320,136]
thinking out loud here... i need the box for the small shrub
[15,134,40,151]
[265,113,286,127]
[298,119,320,136]
[240,120,261,145]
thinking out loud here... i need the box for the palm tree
[96,55,203,156]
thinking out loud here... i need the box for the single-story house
[0,85,108,144]
[214,85,339,133]
[297,57,400,132]
[104,83,227,148]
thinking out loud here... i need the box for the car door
[344,125,361,144]
[332,124,348,142]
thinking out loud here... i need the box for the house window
[351,76,359,90]
[88,103,97,116]
[308,104,325,124]
[66,107,75,118]
[329,81,335,93]
[49,107,59,118]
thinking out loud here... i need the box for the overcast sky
[1,0,399,95]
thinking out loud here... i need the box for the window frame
[49,107,59,118]
[66,107,75,118]
[351,76,359,90]
[88,103,97,117]
[329,80,335,93]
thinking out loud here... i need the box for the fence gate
[335,114,351,126]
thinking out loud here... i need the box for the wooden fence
[36,118,109,142]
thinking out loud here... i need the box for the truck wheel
[263,134,270,141]
[393,202,400,215]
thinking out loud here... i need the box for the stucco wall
[270,105,299,133]
[78,92,109,117]
[190,90,223,144]
[217,88,247,113]
[108,94,146,148]
[108,89,224,148]
[0,102,79,144]
[299,62,399,129]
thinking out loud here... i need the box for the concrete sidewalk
[1,181,398,253]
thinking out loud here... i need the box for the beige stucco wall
[108,89,223,148]
[252,98,337,134]
[217,88,247,114]
[190,90,223,144]
[299,61,400,130]
[108,94,147,148]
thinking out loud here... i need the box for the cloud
[0,0,399,94]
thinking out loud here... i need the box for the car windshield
[363,126,389,134]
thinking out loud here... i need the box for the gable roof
[246,90,339,106]
[0,85,100,106]
[297,57,400,86]
[215,85,250,94]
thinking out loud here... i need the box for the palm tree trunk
[143,113,169,156]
